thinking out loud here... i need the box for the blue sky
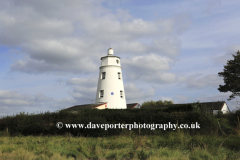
[0,0,240,116]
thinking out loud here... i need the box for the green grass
[0,132,240,160]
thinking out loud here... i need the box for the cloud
[212,44,240,65]
[0,90,80,116]
[53,97,77,109]
[0,0,190,74]
[124,83,155,104]
[160,96,173,102]
[0,90,55,116]
[0,90,52,106]
[183,74,223,89]
[143,72,176,83]
[5,0,240,115]
[69,86,97,104]
[213,52,232,65]
[65,77,98,104]
[66,77,98,104]
[123,54,172,72]
[11,38,99,74]
[66,77,98,87]
[123,54,177,83]
[173,95,190,103]
[11,55,99,74]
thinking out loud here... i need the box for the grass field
[0,131,240,160]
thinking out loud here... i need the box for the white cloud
[1,0,239,116]
[225,44,240,55]
[53,97,77,109]
[123,54,178,83]
[184,74,223,89]
[0,90,54,116]
[177,76,187,82]
[0,90,52,106]
[0,90,78,116]
[66,77,98,104]
[123,54,172,72]
[67,77,98,87]
[174,95,190,103]
[0,99,30,106]
[160,96,173,102]
[212,44,240,65]
[143,72,176,83]
[0,0,190,74]
[71,86,97,98]
[0,11,16,26]
[11,55,99,74]
[124,83,155,104]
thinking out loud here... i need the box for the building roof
[64,101,229,111]
[193,101,226,110]
[146,101,228,110]
[64,103,106,111]
[100,55,121,60]
[64,103,140,111]
[127,103,139,109]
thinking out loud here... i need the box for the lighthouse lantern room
[95,48,127,109]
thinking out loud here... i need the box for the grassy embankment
[0,130,240,160]
[1,106,240,159]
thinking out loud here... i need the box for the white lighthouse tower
[95,48,127,109]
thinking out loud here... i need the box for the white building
[142,101,230,114]
[63,103,141,112]
[95,48,127,109]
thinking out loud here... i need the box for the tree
[218,50,240,100]
[142,100,174,108]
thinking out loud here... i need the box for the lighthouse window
[120,90,123,98]
[118,72,121,79]
[101,72,106,79]
[116,59,119,64]
[100,90,104,98]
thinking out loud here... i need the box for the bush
[0,108,239,137]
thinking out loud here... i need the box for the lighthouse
[95,48,127,109]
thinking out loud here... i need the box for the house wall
[213,110,219,114]
[95,103,107,110]
[221,103,230,114]
[133,104,141,108]
[211,103,229,114]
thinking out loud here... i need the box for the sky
[1,0,240,117]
